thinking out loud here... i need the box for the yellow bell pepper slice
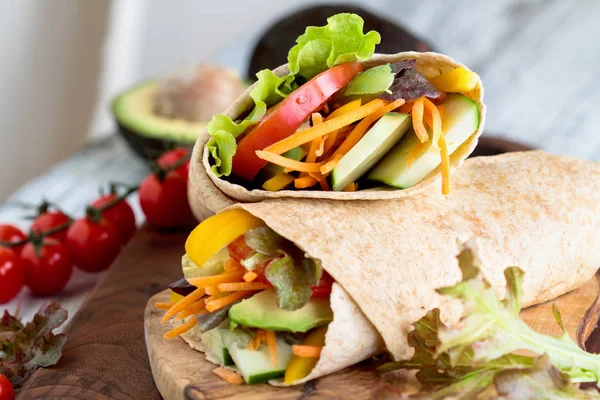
[169,291,185,304]
[185,209,265,268]
[428,67,479,93]
[262,172,295,192]
[284,325,328,384]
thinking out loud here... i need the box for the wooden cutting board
[146,275,600,400]
[16,137,598,400]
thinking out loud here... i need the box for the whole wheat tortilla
[233,151,600,361]
[190,52,486,203]
[184,150,600,384]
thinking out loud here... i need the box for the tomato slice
[227,235,254,262]
[310,271,334,299]
[231,62,363,180]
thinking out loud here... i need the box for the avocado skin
[116,120,195,159]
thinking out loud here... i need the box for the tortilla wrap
[190,52,486,203]
[183,150,600,384]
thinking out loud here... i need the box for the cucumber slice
[200,325,234,366]
[331,113,411,191]
[223,330,293,384]
[368,94,480,188]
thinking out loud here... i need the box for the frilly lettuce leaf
[0,302,68,388]
[265,251,312,311]
[206,69,293,177]
[378,240,600,399]
[288,13,381,80]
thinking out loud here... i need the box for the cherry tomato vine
[0,147,195,304]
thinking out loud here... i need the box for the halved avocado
[113,81,206,158]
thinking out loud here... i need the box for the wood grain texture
[17,226,190,400]
[145,274,600,400]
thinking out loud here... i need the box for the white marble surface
[1,0,600,326]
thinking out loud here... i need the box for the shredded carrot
[256,151,325,173]
[205,290,254,312]
[212,367,244,385]
[333,98,405,157]
[264,99,388,155]
[343,183,358,192]
[188,270,245,288]
[326,99,362,120]
[176,300,208,320]
[265,330,278,366]
[411,97,428,143]
[318,178,331,191]
[319,154,344,175]
[314,136,327,157]
[407,142,427,167]
[398,101,414,114]
[161,288,205,323]
[248,330,264,351]
[163,316,198,339]
[217,282,269,292]
[423,98,442,147]
[243,271,257,282]
[206,286,221,296]
[295,175,318,189]
[439,134,451,195]
[262,172,294,192]
[292,345,323,358]
[155,302,175,310]
[312,113,323,126]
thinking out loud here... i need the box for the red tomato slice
[310,271,334,299]
[226,235,253,261]
[231,62,363,180]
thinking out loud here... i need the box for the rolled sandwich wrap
[191,51,485,205]
[180,150,600,386]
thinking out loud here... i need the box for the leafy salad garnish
[378,241,600,399]
[207,13,380,177]
[242,227,324,311]
[381,60,440,102]
[0,302,67,388]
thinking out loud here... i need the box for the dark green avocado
[113,80,206,158]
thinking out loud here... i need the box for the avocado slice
[181,249,227,279]
[222,329,293,384]
[229,289,333,332]
[199,323,234,366]
[331,112,411,191]
[113,81,207,158]
[368,94,480,188]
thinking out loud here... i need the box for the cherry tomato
[91,194,137,245]
[231,62,362,180]
[21,240,72,296]
[0,224,27,255]
[158,147,190,179]
[0,374,14,400]
[139,172,194,229]
[310,271,334,299]
[66,218,121,273]
[31,211,70,243]
[0,247,24,304]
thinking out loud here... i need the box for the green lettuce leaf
[265,251,312,311]
[244,227,290,256]
[301,258,323,286]
[288,13,381,80]
[206,69,293,177]
[343,64,394,96]
[0,302,68,388]
[378,240,600,399]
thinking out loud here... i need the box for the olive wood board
[145,272,600,400]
